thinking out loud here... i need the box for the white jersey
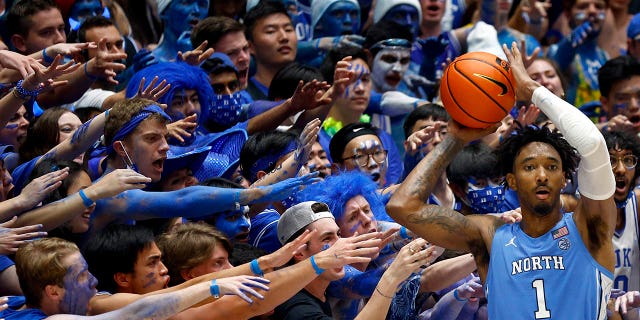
[613,192,640,294]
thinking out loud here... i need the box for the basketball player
[387,43,616,319]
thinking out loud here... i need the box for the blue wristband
[84,63,98,80]
[78,189,95,208]
[310,255,325,275]
[453,289,468,302]
[250,259,264,277]
[210,279,220,298]
[42,48,54,64]
[399,226,412,240]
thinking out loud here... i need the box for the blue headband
[370,38,412,52]
[106,105,171,154]
[249,140,298,181]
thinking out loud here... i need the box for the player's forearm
[387,134,465,219]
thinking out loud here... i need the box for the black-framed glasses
[343,150,388,167]
[610,154,638,169]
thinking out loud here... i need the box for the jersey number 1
[532,279,551,319]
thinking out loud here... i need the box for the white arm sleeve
[531,86,614,200]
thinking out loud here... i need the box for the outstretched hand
[313,232,382,270]
[293,118,321,165]
[252,172,320,204]
[261,229,314,269]
[289,80,332,113]
[21,54,80,93]
[0,50,43,78]
[178,41,215,66]
[404,121,445,155]
[167,114,197,143]
[615,291,640,315]
[90,169,152,199]
[134,76,171,102]
[214,275,271,304]
[385,238,438,283]
[0,217,47,255]
[86,38,127,84]
[502,42,541,102]
[17,167,69,210]
[455,275,485,301]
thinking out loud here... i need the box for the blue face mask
[207,92,248,127]
[315,1,361,38]
[467,186,505,214]
[215,206,251,240]
[382,4,420,38]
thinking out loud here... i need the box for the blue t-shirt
[0,308,47,320]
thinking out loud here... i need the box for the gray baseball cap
[277,201,334,245]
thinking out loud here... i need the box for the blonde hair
[15,238,79,307]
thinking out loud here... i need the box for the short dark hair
[268,62,324,100]
[240,130,298,182]
[77,15,114,43]
[191,16,245,48]
[598,55,640,98]
[403,103,450,138]
[329,122,379,163]
[244,0,289,42]
[496,125,579,182]
[447,142,499,189]
[363,20,413,55]
[7,0,58,38]
[83,224,155,293]
[603,129,640,180]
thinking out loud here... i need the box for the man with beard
[387,43,617,319]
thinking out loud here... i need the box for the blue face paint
[69,0,103,22]
[322,243,331,251]
[163,0,209,40]
[382,4,420,38]
[315,1,361,38]
[215,207,251,241]
[60,254,97,316]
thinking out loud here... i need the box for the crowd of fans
[0,0,638,319]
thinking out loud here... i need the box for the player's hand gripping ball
[440,51,516,128]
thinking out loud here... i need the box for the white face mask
[371,47,411,92]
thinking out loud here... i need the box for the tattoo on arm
[408,136,464,201]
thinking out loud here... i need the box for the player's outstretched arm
[387,120,500,254]
[503,42,616,267]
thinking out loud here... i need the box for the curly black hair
[495,125,579,181]
[602,129,640,180]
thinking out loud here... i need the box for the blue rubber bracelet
[310,255,325,275]
[399,226,412,240]
[78,189,95,208]
[210,279,220,298]
[42,48,54,64]
[250,259,264,277]
[84,63,98,80]
[453,289,468,302]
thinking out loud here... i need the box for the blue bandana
[106,105,171,154]
[208,92,248,126]
[249,140,298,181]
[467,186,506,214]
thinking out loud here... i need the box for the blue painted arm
[327,265,385,299]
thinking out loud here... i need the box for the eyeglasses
[211,80,239,95]
[610,154,638,169]
[343,150,388,167]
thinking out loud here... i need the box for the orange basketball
[440,51,516,128]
